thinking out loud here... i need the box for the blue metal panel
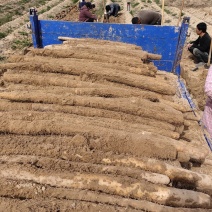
[172,17,190,75]
[39,21,179,59]
[37,21,179,72]
[29,10,189,74]
[178,78,196,110]
[30,9,42,48]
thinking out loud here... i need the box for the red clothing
[79,5,97,22]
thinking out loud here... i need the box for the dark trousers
[155,18,161,25]
[189,46,209,63]
[86,18,95,22]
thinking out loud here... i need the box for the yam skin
[0,99,177,132]
[0,61,176,95]
[0,91,183,126]
[0,165,211,208]
[0,180,209,211]
[102,157,212,194]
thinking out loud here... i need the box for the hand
[187,43,192,50]
[187,43,192,48]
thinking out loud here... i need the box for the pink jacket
[202,65,212,138]
[79,5,97,22]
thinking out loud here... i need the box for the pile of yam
[0,38,211,211]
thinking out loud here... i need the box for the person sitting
[105,3,120,17]
[79,2,97,22]
[187,22,211,65]
[79,0,86,10]
[132,10,161,25]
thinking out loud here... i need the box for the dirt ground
[0,0,212,211]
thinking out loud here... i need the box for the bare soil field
[0,0,212,211]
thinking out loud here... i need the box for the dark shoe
[196,62,205,67]
[192,67,198,71]
[204,63,211,69]
[192,62,205,71]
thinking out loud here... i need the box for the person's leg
[114,8,118,17]
[188,46,194,54]
[86,18,94,22]
[193,48,208,63]
[155,19,161,25]
[111,10,116,16]
[104,13,109,22]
